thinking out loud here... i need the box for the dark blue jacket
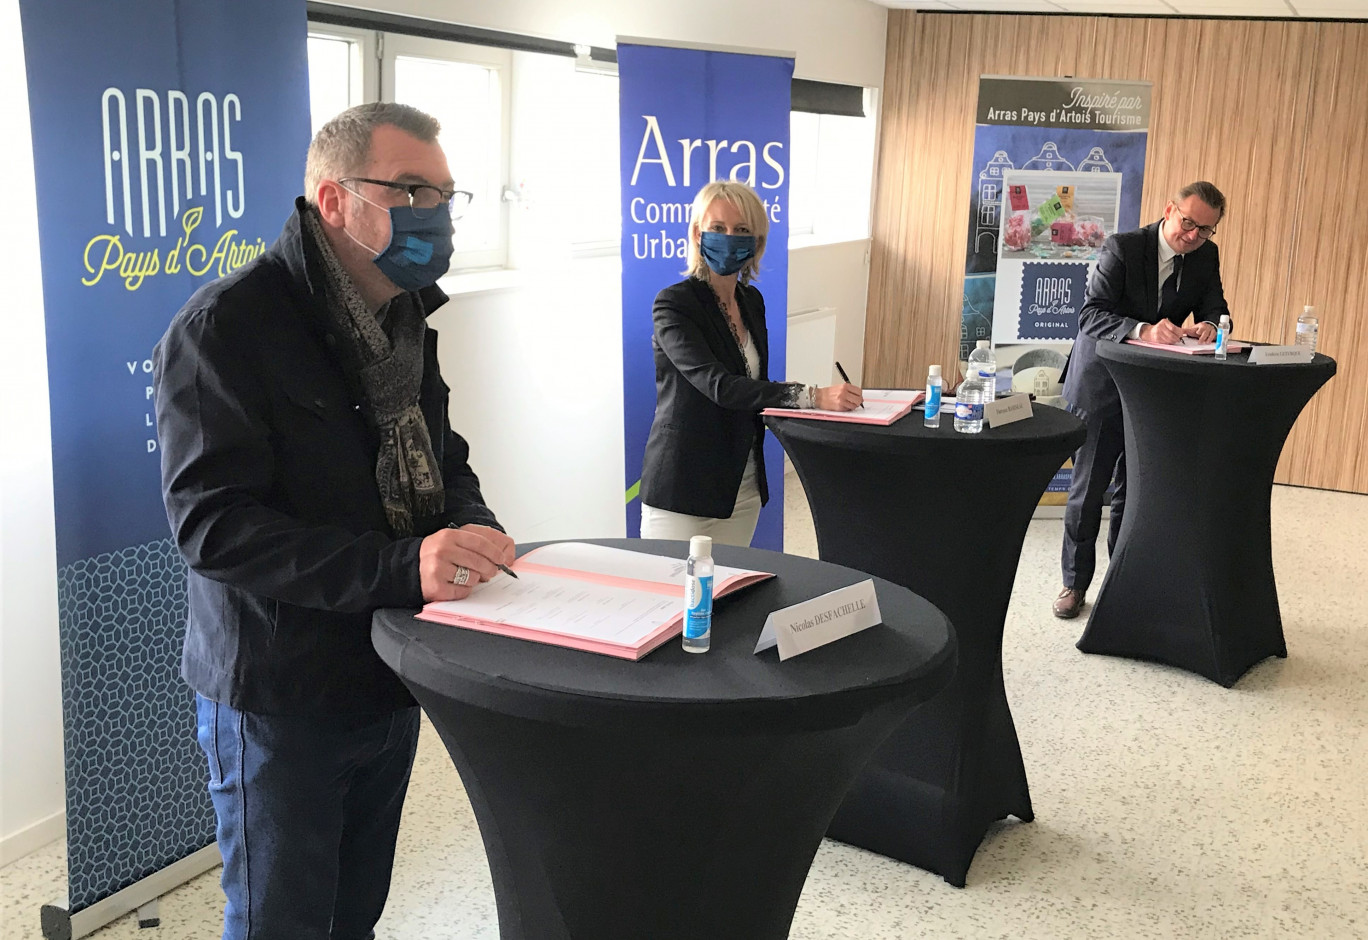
[1062,220,1229,416]
[153,199,500,715]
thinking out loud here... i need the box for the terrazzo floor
[3,479,1365,939]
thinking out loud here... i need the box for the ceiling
[870,0,1367,20]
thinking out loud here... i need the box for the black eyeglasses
[340,177,473,219]
[1176,212,1217,240]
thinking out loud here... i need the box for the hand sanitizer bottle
[1215,314,1231,360]
[683,536,713,653]
[924,365,943,429]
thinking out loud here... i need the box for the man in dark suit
[1053,181,1230,619]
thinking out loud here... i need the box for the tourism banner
[18,0,309,920]
[962,76,1149,503]
[618,41,792,549]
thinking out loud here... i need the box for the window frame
[567,58,621,258]
[306,24,378,117]
[378,33,513,272]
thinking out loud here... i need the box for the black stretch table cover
[373,539,955,940]
[767,406,1085,886]
[1078,343,1336,687]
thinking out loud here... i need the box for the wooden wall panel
[1276,22,1368,491]
[867,13,1364,493]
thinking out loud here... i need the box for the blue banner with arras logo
[19,0,309,915]
[618,42,792,549]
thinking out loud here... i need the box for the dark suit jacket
[640,277,799,518]
[154,200,500,716]
[1062,220,1229,415]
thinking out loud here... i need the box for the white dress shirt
[1127,236,1180,339]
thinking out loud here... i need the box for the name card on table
[1249,345,1314,365]
[985,393,1033,428]
[754,580,882,661]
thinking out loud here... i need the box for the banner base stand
[137,899,161,928]
[40,843,220,939]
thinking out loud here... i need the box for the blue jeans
[195,695,421,940]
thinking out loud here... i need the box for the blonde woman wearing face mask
[638,180,862,547]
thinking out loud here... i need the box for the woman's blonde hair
[684,180,769,283]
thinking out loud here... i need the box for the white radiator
[786,306,838,387]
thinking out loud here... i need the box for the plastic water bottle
[1295,305,1318,353]
[924,364,943,429]
[954,374,985,434]
[1214,314,1231,361]
[967,340,997,403]
[683,535,713,653]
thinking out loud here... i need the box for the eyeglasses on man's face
[341,177,473,219]
[1175,212,1217,240]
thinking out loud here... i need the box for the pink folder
[415,542,774,660]
[761,390,923,426]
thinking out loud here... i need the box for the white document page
[783,398,915,422]
[520,542,759,587]
[862,389,923,402]
[427,571,681,644]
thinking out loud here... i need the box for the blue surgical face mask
[699,230,757,277]
[345,189,455,291]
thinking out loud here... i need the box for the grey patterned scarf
[302,208,444,535]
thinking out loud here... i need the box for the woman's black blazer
[640,276,800,518]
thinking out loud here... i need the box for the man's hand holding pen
[420,523,518,602]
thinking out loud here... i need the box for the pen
[834,361,863,409]
[446,523,519,579]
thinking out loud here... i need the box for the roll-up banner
[18,1,309,932]
[962,76,1150,503]
[618,40,793,549]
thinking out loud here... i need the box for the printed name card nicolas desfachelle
[754,580,883,661]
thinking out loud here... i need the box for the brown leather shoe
[1052,587,1085,619]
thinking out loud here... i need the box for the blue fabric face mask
[699,231,756,277]
[347,190,455,291]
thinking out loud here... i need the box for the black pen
[446,523,519,578]
[834,361,863,409]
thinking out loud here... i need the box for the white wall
[1,0,67,865]
[790,240,873,385]
[0,0,887,857]
[368,0,888,88]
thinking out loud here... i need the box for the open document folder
[1126,336,1247,355]
[760,389,924,426]
[417,542,774,660]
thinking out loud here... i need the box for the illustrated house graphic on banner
[975,150,1014,256]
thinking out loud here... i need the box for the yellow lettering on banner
[80,203,263,290]
[118,247,161,290]
[82,235,124,287]
[182,208,212,275]
[81,234,161,290]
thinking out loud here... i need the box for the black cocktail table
[372,539,955,939]
[768,404,1085,886]
[1078,342,1336,686]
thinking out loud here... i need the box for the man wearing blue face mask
[153,102,514,940]
[639,180,863,546]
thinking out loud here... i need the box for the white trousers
[640,459,763,548]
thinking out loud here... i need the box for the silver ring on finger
[452,565,472,587]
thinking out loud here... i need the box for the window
[383,36,511,270]
[788,111,820,236]
[306,26,374,135]
[305,22,878,272]
[563,67,621,250]
[787,91,879,244]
